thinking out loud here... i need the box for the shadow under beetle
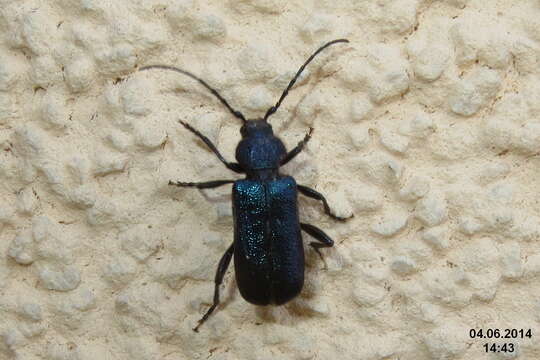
[139,39,351,332]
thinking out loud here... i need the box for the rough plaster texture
[1,0,540,359]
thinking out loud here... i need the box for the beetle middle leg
[179,120,244,173]
[169,179,234,189]
[193,243,234,332]
[300,223,334,264]
[297,185,352,221]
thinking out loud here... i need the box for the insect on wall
[138,39,352,331]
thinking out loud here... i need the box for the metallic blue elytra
[233,176,304,305]
[139,38,350,331]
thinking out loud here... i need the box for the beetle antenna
[263,38,349,122]
[139,65,247,123]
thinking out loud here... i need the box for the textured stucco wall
[1,0,540,359]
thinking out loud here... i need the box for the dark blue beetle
[140,39,351,331]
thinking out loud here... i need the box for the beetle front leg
[179,120,244,173]
[193,243,234,332]
[300,223,334,264]
[169,179,234,189]
[281,127,314,166]
[297,185,353,221]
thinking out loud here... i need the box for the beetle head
[236,119,286,170]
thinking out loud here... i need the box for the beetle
[139,39,351,331]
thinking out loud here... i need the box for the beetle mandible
[139,39,351,331]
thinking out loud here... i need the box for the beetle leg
[193,243,234,332]
[297,185,353,221]
[281,127,314,166]
[300,223,334,264]
[179,120,244,173]
[169,179,234,189]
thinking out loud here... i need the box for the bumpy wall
[1,0,540,359]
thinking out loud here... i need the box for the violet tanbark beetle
[139,39,351,331]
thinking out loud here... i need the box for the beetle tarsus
[332,212,354,222]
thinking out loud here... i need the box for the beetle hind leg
[193,243,234,332]
[300,223,334,265]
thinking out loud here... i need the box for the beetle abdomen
[233,176,304,306]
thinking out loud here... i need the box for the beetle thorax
[235,119,286,170]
